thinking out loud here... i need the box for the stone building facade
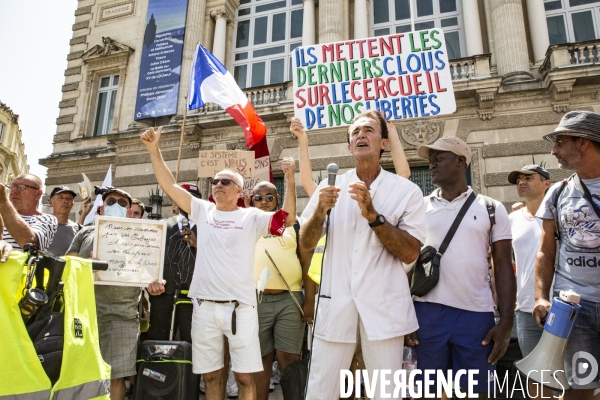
[40,0,600,216]
[0,101,30,184]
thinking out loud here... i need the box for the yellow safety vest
[307,235,326,285]
[0,253,111,399]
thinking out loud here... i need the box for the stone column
[526,0,550,64]
[211,9,231,63]
[490,0,532,82]
[302,0,316,45]
[319,0,345,43]
[353,0,368,39]
[462,0,483,56]
[177,0,206,116]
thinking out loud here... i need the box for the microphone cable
[304,211,332,399]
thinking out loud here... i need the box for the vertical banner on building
[292,29,456,130]
[134,0,189,120]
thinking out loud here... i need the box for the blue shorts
[413,302,496,394]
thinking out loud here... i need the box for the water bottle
[402,347,417,399]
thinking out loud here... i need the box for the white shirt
[510,208,543,313]
[188,198,273,305]
[301,168,426,343]
[415,188,512,312]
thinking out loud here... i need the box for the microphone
[181,217,190,240]
[327,163,339,186]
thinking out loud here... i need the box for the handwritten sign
[293,29,456,130]
[93,216,167,287]
[242,155,271,196]
[198,150,255,178]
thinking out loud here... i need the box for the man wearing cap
[141,126,295,400]
[406,136,515,397]
[507,165,552,399]
[0,173,58,252]
[300,111,426,400]
[146,184,201,344]
[67,186,141,400]
[533,111,600,400]
[47,186,80,255]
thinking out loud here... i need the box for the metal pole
[175,97,188,182]
[410,0,415,31]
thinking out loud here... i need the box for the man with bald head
[141,126,296,400]
[251,159,313,400]
[0,173,57,252]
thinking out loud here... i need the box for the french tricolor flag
[188,45,267,147]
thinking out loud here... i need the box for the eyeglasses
[106,197,129,207]
[9,184,40,192]
[211,178,238,187]
[253,194,275,202]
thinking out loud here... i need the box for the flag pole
[175,97,188,182]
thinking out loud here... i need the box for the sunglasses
[253,194,275,202]
[211,178,238,187]
[106,197,129,207]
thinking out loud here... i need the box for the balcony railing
[448,54,491,81]
[196,82,289,113]
[540,39,600,73]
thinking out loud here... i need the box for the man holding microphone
[299,111,427,400]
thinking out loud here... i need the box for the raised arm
[387,120,410,179]
[290,118,318,197]
[0,185,40,248]
[140,127,193,214]
[281,157,297,227]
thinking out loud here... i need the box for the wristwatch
[368,214,386,228]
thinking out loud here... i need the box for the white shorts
[191,300,262,374]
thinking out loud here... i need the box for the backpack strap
[478,195,496,246]
[552,174,574,240]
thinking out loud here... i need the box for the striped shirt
[3,213,58,252]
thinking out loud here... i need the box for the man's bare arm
[372,222,421,264]
[483,239,515,364]
[533,218,557,326]
[299,186,340,253]
[141,127,192,214]
[0,185,38,247]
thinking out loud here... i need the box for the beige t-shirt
[254,225,302,291]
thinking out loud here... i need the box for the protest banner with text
[293,29,456,129]
[198,150,255,178]
[93,216,167,286]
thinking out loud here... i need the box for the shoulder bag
[411,192,477,297]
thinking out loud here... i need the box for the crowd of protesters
[1,110,599,400]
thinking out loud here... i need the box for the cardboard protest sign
[198,150,255,178]
[242,155,270,196]
[293,29,455,129]
[93,216,167,286]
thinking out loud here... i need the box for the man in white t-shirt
[300,111,426,400]
[141,126,296,400]
[507,164,552,399]
[407,136,515,397]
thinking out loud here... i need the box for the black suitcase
[135,292,198,400]
[134,340,198,399]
